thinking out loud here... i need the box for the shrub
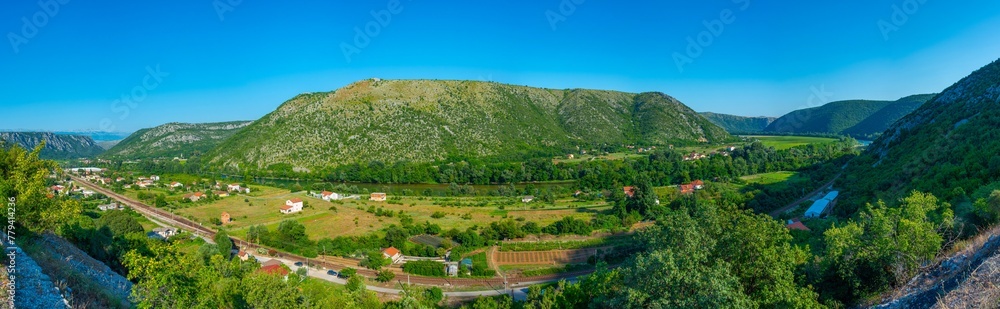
[376,269,395,282]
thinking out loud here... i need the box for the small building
[691,180,705,190]
[821,191,839,201]
[183,192,206,202]
[679,184,695,195]
[521,196,534,203]
[238,250,252,261]
[169,182,183,188]
[370,192,387,202]
[150,175,160,181]
[81,190,96,198]
[446,263,459,277]
[804,199,831,218]
[786,220,811,231]
[221,212,231,224]
[51,185,65,193]
[149,227,178,240]
[259,259,289,279]
[382,247,403,264]
[97,202,122,211]
[281,198,304,214]
[460,258,473,271]
[321,191,340,201]
[623,186,635,198]
[227,184,242,192]
[214,191,229,197]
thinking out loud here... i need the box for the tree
[214,230,233,257]
[376,269,395,283]
[96,210,144,236]
[346,275,365,292]
[0,142,80,232]
[362,251,389,270]
[340,267,357,278]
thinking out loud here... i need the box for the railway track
[70,176,594,288]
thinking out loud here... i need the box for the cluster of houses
[682,146,739,161]
[50,184,96,198]
[97,202,124,211]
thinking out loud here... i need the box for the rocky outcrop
[38,233,132,306]
[4,247,69,309]
[0,132,104,159]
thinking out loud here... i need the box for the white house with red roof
[169,182,183,188]
[321,191,340,201]
[382,247,403,264]
[281,198,303,214]
[183,192,206,202]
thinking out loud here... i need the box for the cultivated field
[743,135,839,150]
[126,183,610,240]
[494,248,602,265]
[740,171,803,186]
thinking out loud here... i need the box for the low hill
[0,132,105,159]
[699,112,776,133]
[841,58,1000,212]
[203,79,731,171]
[764,95,934,138]
[102,121,253,159]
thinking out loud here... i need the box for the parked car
[294,261,303,267]
[327,270,337,276]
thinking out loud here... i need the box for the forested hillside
[699,112,776,133]
[102,121,252,159]
[842,59,1000,214]
[0,132,105,159]
[765,95,934,138]
[203,79,731,171]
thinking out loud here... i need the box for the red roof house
[680,184,695,195]
[259,259,289,276]
[623,186,635,198]
[786,220,811,231]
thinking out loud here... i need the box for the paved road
[71,176,592,296]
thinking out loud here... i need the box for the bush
[340,267,357,278]
[376,269,395,282]
[431,211,446,219]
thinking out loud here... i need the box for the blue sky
[2,0,1000,132]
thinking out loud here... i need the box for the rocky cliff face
[0,132,104,159]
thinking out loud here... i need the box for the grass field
[740,171,802,186]
[743,136,839,150]
[553,152,647,164]
[120,183,608,240]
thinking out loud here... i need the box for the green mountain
[0,132,105,159]
[204,79,731,171]
[102,121,253,159]
[699,112,776,133]
[841,58,1000,213]
[764,95,934,138]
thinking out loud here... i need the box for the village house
[214,191,229,197]
[97,202,123,211]
[370,192,387,202]
[221,212,231,224]
[623,186,635,198]
[281,198,304,214]
[691,180,705,190]
[183,192,206,202]
[149,227,178,240]
[150,175,160,181]
[226,184,249,193]
[522,196,534,203]
[237,250,252,261]
[786,220,811,231]
[81,190,96,198]
[50,185,65,194]
[259,259,289,280]
[116,177,125,182]
[321,191,340,201]
[169,182,183,188]
[382,247,403,264]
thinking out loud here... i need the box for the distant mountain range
[101,121,253,160]
[0,132,106,159]
[763,94,936,139]
[699,112,777,133]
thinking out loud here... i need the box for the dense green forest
[765,94,934,139]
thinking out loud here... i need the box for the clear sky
[2,0,1000,132]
